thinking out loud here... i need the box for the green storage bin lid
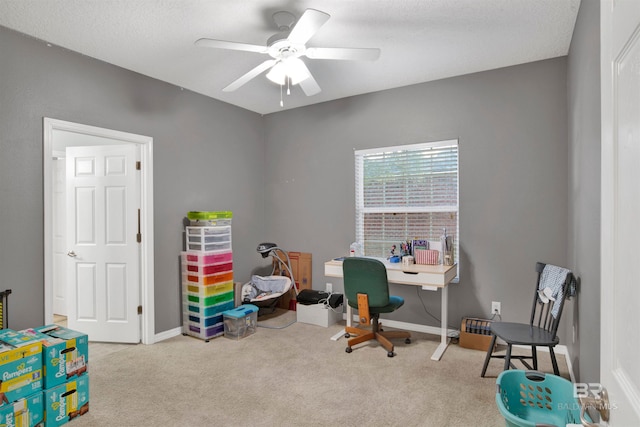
[187,211,233,220]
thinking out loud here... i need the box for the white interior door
[601,0,640,424]
[66,144,141,343]
[52,157,67,316]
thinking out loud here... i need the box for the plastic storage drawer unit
[223,305,259,340]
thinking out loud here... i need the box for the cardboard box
[0,329,43,404]
[296,302,342,327]
[459,317,495,351]
[273,251,312,310]
[43,376,89,427]
[21,325,88,389]
[0,391,44,427]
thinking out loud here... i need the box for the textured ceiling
[0,0,580,115]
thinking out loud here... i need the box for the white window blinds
[355,140,459,259]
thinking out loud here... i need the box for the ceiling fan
[195,8,380,98]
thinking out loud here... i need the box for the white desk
[324,258,457,361]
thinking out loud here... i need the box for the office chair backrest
[531,262,574,339]
[342,257,391,308]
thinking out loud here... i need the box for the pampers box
[44,376,89,427]
[0,391,45,426]
[21,326,88,389]
[0,329,43,404]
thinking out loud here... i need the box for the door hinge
[137,305,142,315]
[136,161,141,170]
[136,209,142,243]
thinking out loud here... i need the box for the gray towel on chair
[538,265,571,318]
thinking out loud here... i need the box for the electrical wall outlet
[491,301,501,315]
[326,282,333,293]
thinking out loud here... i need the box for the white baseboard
[153,326,182,343]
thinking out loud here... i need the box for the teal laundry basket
[496,370,590,427]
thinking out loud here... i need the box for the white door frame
[601,0,640,423]
[43,118,155,345]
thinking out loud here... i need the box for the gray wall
[2,17,592,355]
[0,26,266,333]
[263,58,569,331]
[567,0,601,383]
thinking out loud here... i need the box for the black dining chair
[481,262,574,377]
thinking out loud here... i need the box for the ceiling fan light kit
[195,8,381,107]
[266,58,310,86]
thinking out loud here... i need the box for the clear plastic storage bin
[223,305,259,340]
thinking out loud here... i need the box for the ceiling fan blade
[223,59,277,92]
[305,47,381,61]
[288,9,330,45]
[297,62,321,96]
[195,38,267,54]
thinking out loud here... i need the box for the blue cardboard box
[21,326,88,389]
[0,329,43,405]
[43,376,89,427]
[0,391,44,426]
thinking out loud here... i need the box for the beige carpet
[70,318,569,427]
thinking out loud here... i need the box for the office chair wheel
[387,351,394,357]
[405,338,411,344]
[345,347,352,353]
[344,333,351,338]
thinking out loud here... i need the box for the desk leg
[431,285,450,361]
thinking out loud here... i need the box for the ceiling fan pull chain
[280,84,284,107]
[287,76,291,95]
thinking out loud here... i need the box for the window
[355,140,459,261]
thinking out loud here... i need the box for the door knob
[67,251,77,258]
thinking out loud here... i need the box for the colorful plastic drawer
[182,261,233,275]
[182,281,234,297]
[183,301,230,319]
[182,251,233,265]
[182,271,234,286]
[184,291,234,309]
[184,322,225,340]
[183,312,225,328]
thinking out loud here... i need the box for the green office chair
[342,257,411,357]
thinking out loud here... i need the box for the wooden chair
[342,257,411,357]
[481,262,574,377]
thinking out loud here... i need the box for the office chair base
[344,324,411,357]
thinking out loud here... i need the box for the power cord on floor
[415,287,460,337]
[257,319,296,329]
